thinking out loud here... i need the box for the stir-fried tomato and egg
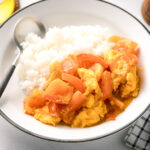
[23,36,140,128]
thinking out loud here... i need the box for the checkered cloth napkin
[124,107,150,150]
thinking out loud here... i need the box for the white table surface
[0,0,150,150]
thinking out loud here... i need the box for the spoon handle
[0,52,20,98]
[0,65,16,98]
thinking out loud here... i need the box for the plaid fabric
[124,107,150,150]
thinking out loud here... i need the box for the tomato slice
[100,71,113,100]
[44,79,73,104]
[77,53,108,69]
[105,112,116,121]
[48,102,61,117]
[62,55,78,75]
[24,89,47,108]
[68,91,87,112]
[61,73,86,93]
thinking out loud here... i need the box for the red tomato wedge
[105,112,116,121]
[100,71,113,100]
[48,102,61,117]
[62,55,78,75]
[61,73,86,93]
[24,89,47,108]
[44,79,73,104]
[68,91,87,112]
[77,53,108,69]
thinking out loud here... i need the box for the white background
[0,0,149,150]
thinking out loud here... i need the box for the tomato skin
[100,71,113,100]
[61,73,86,93]
[77,54,108,69]
[68,91,87,112]
[62,55,78,75]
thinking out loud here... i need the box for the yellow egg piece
[0,0,15,24]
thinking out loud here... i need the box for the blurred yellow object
[0,0,15,24]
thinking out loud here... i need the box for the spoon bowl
[14,17,46,50]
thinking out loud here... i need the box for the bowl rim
[0,0,150,143]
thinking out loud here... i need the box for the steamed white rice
[17,25,113,94]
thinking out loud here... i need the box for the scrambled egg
[34,104,61,126]
[78,68,103,98]
[120,66,139,98]
[105,49,129,90]
[90,63,104,81]
[105,49,139,97]
[72,100,107,128]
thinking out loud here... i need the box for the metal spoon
[0,17,46,97]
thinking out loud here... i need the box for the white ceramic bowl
[0,0,150,142]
